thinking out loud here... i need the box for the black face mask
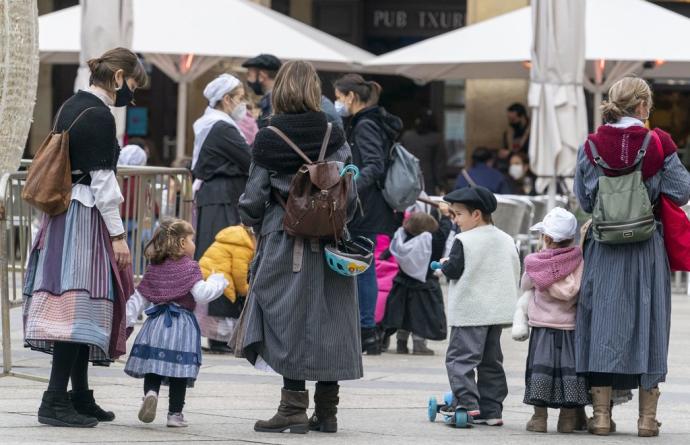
[248,80,264,96]
[115,80,134,107]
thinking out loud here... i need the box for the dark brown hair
[404,212,439,236]
[272,60,322,115]
[453,202,494,224]
[87,47,149,91]
[334,74,382,106]
[144,218,194,264]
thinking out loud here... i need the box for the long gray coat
[238,142,363,382]
[574,146,690,390]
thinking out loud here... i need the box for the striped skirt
[125,304,201,387]
[23,201,120,364]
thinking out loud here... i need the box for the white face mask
[231,102,247,121]
[509,164,526,180]
[334,100,350,117]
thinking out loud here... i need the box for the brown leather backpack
[268,123,352,241]
[22,107,96,216]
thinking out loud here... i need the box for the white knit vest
[447,225,521,327]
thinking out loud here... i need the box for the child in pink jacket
[513,208,589,434]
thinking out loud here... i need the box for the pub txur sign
[367,2,465,37]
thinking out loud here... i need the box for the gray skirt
[576,229,670,390]
[241,231,363,382]
[524,327,590,408]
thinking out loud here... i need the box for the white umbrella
[74,0,133,146]
[38,0,375,160]
[366,0,690,127]
[528,0,587,201]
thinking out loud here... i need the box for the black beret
[443,186,498,214]
[242,54,282,71]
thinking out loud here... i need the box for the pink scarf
[524,246,583,292]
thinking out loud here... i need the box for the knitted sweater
[447,225,520,327]
[522,247,583,330]
[55,91,119,185]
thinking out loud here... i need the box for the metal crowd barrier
[1,164,193,376]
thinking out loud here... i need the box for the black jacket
[347,106,403,235]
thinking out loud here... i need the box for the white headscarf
[192,74,248,191]
[118,144,147,166]
[203,73,241,107]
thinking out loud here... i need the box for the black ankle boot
[361,328,381,355]
[38,391,98,428]
[69,389,115,422]
[309,383,339,433]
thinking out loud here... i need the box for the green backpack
[589,131,656,244]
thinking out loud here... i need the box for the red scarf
[585,126,676,180]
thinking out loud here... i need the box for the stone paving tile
[2,295,690,444]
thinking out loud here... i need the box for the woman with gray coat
[575,77,690,437]
[238,61,362,435]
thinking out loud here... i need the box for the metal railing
[1,163,193,376]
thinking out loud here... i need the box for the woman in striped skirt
[125,219,227,427]
[574,77,690,437]
[238,61,362,434]
[23,48,147,428]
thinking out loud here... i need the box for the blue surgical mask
[334,100,350,117]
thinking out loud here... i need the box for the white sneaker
[138,391,158,423]
[471,416,504,426]
[167,412,188,428]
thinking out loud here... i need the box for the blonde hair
[144,218,194,264]
[272,60,322,114]
[601,77,653,124]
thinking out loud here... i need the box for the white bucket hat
[530,207,578,242]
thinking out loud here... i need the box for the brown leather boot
[588,386,612,436]
[308,383,339,433]
[557,408,578,433]
[638,387,661,437]
[574,406,589,431]
[526,406,547,433]
[254,389,309,434]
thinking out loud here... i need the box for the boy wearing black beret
[438,186,521,426]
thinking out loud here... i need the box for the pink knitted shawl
[524,247,583,292]
[137,256,203,308]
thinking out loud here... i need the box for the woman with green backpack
[574,77,690,438]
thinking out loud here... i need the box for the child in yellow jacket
[194,225,255,354]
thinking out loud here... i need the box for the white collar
[86,85,114,107]
[606,116,645,129]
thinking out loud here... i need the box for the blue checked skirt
[125,304,201,387]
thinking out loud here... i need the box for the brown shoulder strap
[51,103,67,132]
[67,107,99,132]
[267,126,313,164]
[318,123,333,162]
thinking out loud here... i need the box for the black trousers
[144,373,187,414]
[283,378,337,392]
[47,342,90,393]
